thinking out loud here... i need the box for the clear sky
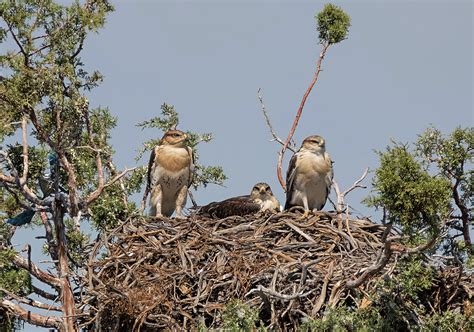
[82,0,473,213]
[9,0,473,330]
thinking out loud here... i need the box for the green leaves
[316,4,351,45]
[365,143,451,237]
[137,103,227,189]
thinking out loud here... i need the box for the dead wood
[81,211,473,331]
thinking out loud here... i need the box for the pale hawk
[284,135,333,214]
[147,130,194,218]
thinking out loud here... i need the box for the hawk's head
[161,130,188,147]
[301,135,326,154]
[250,182,275,201]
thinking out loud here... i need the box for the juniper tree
[365,126,473,260]
[0,1,225,330]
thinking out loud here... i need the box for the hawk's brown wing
[284,152,298,210]
[198,195,260,219]
[145,147,157,195]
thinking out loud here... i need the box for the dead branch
[19,116,28,185]
[86,166,136,205]
[0,287,62,311]
[257,88,296,153]
[9,248,61,288]
[0,299,61,328]
[276,42,331,191]
[334,168,369,213]
[79,211,471,330]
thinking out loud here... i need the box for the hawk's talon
[300,210,311,219]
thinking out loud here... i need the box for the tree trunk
[53,201,77,331]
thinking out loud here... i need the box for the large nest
[82,211,473,330]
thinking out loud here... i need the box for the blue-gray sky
[9,1,473,330]
[83,0,472,212]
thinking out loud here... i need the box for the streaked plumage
[284,135,333,212]
[197,182,280,219]
[147,130,194,218]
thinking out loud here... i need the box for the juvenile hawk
[284,135,333,214]
[197,182,280,219]
[147,130,194,218]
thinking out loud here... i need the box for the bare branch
[342,167,369,197]
[246,285,314,301]
[9,249,62,288]
[276,42,331,191]
[345,235,393,289]
[31,285,58,301]
[19,116,29,185]
[86,167,136,205]
[333,168,369,213]
[257,88,295,153]
[0,288,62,311]
[0,299,61,328]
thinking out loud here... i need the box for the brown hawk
[284,135,333,214]
[147,130,194,218]
[197,182,280,219]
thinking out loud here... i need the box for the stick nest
[82,211,473,330]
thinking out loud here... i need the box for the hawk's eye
[173,133,180,137]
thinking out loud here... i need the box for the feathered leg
[301,194,311,219]
[174,185,188,219]
[149,185,163,217]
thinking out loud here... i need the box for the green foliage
[0,249,30,296]
[137,103,227,190]
[390,256,434,301]
[89,183,137,231]
[316,4,351,44]
[301,306,383,332]
[64,219,91,267]
[417,127,473,182]
[417,127,473,253]
[221,300,263,332]
[300,305,472,332]
[137,103,179,132]
[422,310,473,332]
[365,142,451,238]
[5,145,47,188]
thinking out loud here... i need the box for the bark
[53,202,77,331]
[1,299,61,328]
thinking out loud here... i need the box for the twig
[246,285,313,301]
[257,88,295,153]
[19,116,29,185]
[86,167,136,205]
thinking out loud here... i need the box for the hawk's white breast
[290,150,331,210]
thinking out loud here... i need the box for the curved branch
[276,42,330,190]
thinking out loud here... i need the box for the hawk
[147,130,194,218]
[284,135,333,215]
[197,182,281,218]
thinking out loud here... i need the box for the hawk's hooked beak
[259,188,266,194]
